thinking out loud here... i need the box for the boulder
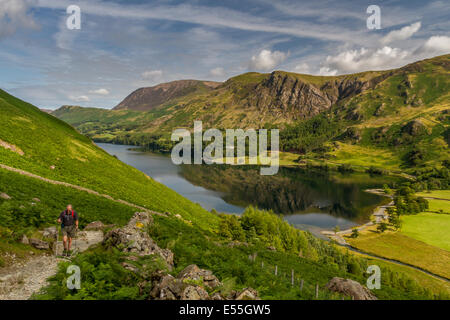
[103,212,173,268]
[42,226,57,239]
[0,193,11,200]
[84,221,105,231]
[149,274,182,300]
[32,198,40,202]
[181,285,210,300]
[233,288,260,300]
[325,277,377,300]
[29,238,50,250]
[177,264,221,289]
[211,292,224,300]
[149,267,225,301]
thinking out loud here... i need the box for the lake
[97,143,394,235]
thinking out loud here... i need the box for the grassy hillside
[0,89,216,229]
[52,55,449,175]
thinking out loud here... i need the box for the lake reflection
[97,143,394,233]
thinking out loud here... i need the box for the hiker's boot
[67,250,72,257]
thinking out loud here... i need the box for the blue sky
[0,0,449,109]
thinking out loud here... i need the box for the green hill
[0,89,216,228]
[53,55,449,176]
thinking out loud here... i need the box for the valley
[0,55,449,301]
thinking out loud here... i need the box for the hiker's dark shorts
[62,225,76,238]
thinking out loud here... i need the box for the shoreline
[320,188,393,245]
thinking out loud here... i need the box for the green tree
[350,228,359,238]
[377,222,388,233]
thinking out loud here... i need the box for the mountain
[114,79,221,111]
[53,54,449,174]
[1,90,448,300]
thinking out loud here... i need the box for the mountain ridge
[114,79,221,111]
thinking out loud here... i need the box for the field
[347,228,450,280]
[336,247,450,296]
[401,212,450,251]
[416,190,450,200]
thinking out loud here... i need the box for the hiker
[57,204,79,256]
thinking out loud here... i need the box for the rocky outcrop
[247,72,381,120]
[103,212,174,267]
[148,264,258,301]
[28,238,50,250]
[177,264,221,289]
[42,226,57,239]
[149,267,214,300]
[84,221,105,231]
[325,277,377,300]
[228,288,260,300]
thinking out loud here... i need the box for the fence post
[315,284,319,299]
[291,270,294,286]
[275,265,278,276]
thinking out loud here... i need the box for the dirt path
[0,163,172,300]
[0,230,104,300]
[0,164,166,217]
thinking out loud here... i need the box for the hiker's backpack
[61,210,75,228]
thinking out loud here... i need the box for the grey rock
[177,264,221,289]
[326,277,377,300]
[0,193,11,200]
[229,288,260,300]
[42,226,57,239]
[29,238,50,250]
[181,285,210,300]
[84,221,105,231]
[103,212,173,268]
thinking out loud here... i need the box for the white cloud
[209,67,225,77]
[248,49,288,71]
[89,88,110,95]
[141,70,163,80]
[0,0,39,38]
[34,0,358,43]
[318,67,337,76]
[416,35,450,55]
[68,95,90,102]
[293,63,310,74]
[322,46,410,74]
[381,22,421,45]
